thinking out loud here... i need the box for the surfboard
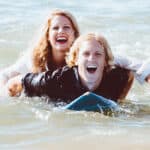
[64,92,120,115]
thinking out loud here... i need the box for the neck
[81,80,100,91]
[52,52,66,67]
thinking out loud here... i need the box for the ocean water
[0,0,150,149]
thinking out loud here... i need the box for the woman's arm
[6,72,48,97]
[114,55,150,84]
[8,68,61,97]
[22,72,49,97]
[8,66,73,98]
[136,59,150,84]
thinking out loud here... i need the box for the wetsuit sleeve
[22,71,53,97]
[21,66,71,97]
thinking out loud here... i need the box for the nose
[58,27,64,33]
[88,54,95,61]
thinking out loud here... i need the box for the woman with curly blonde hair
[32,9,79,73]
[0,9,80,95]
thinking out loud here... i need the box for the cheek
[101,60,106,67]
[49,29,55,40]
[99,59,106,69]
[69,32,76,43]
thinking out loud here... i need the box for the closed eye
[64,25,71,30]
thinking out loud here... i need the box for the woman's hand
[6,75,23,97]
[146,75,150,83]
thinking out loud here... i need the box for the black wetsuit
[22,66,132,103]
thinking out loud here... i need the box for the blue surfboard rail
[64,92,120,115]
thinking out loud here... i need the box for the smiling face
[49,15,75,58]
[75,39,106,91]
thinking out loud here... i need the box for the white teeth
[57,37,67,40]
[86,65,97,73]
[87,65,97,69]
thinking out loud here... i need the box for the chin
[57,48,68,53]
[57,44,68,49]
[86,74,98,80]
[85,78,97,83]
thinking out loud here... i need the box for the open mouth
[86,65,97,73]
[56,37,68,44]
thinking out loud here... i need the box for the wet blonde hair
[66,33,114,71]
[32,9,80,72]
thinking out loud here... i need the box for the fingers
[5,75,23,97]
[8,83,23,97]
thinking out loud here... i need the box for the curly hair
[66,33,114,71]
[32,9,80,73]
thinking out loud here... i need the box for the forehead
[51,15,72,25]
[79,39,104,52]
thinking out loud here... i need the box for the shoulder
[103,66,133,85]
[49,66,76,80]
[107,66,130,76]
